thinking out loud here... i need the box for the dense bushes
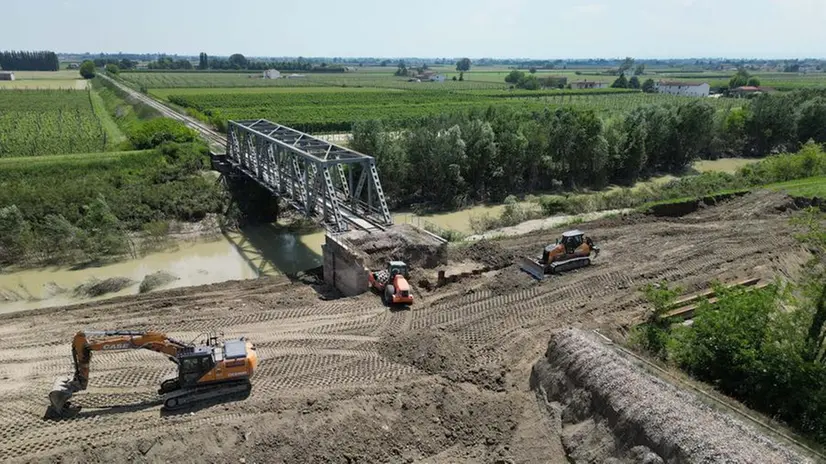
[629,209,826,443]
[127,118,197,149]
[0,143,224,266]
[352,90,826,210]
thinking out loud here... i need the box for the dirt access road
[0,191,811,463]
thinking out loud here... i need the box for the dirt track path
[0,191,810,463]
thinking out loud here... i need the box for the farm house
[655,81,710,97]
[0,71,15,81]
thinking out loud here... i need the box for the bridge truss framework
[224,119,393,233]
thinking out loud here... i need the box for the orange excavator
[48,330,257,417]
[368,261,414,306]
[519,229,600,280]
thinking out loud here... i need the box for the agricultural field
[0,70,86,89]
[0,90,109,157]
[122,71,505,91]
[161,87,743,133]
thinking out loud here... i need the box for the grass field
[767,176,826,197]
[0,90,109,157]
[0,70,87,90]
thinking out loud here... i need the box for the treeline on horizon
[0,50,59,71]
[352,89,826,209]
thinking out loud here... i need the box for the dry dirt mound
[345,223,448,269]
[531,328,811,464]
[379,329,509,391]
[453,239,515,269]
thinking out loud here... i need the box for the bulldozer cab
[560,230,585,254]
[388,261,409,278]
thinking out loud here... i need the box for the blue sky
[3,0,825,59]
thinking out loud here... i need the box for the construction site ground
[0,190,814,463]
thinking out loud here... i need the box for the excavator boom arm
[50,330,191,413]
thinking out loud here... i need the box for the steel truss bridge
[219,119,394,233]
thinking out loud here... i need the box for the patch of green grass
[89,87,127,148]
[766,176,826,197]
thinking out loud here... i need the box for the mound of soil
[72,277,135,298]
[453,239,515,269]
[379,329,510,391]
[139,271,180,294]
[346,223,448,269]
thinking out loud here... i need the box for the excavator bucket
[519,257,547,281]
[48,378,80,417]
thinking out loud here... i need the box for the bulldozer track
[0,191,815,462]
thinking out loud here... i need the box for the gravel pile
[532,328,812,464]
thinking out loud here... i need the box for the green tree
[611,74,628,88]
[634,63,646,75]
[105,63,119,74]
[641,78,656,93]
[0,205,33,263]
[79,60,95,79]
[456,58,471,72]
[78,194,129,258]
[747,76,761,87]
[529,67,537,74]
[618,57,635,75]
[628,76,641,89]
[458,72,464,81]
[228,53,248,69]
[505,70,525,84]
[797,98,826,144]
[729,68,751,88]
[198,52,209,70]
[745,94,797,155]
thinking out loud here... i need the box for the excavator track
[162,379,252,411]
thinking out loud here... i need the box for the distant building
[286,74,306,79]
[67,63,79,70]
[263,69,281,79]
[343,66,357,72]
[430,74,446,83]
[570,80,608,89]
[0,71,15,81]
[655,81,710,97]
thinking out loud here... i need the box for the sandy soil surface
[0,191,813,463]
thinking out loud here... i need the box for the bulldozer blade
[519,257,546,281]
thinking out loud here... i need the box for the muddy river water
[0,205,509,314]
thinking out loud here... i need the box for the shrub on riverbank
[0,143,224,266]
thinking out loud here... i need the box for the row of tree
[352,90,826,209]
[0,50,59,71]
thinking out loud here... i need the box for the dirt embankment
[531,328,812,464]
